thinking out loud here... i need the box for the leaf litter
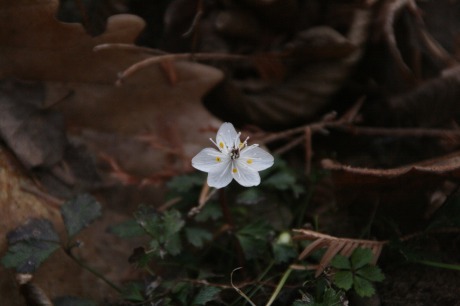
[1,0,460,305]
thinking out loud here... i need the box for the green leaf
[164,232,182,256]
[321,287,344,305]
[61,194,101,238]
[185,228,212,248]
[109,219,145,238]
[330,255,351,270]
[192,287,221,305]
[163,210,185,237]
[356,265,385,282]
[1,219,60,273]
[53,296,98,306]
[135,206,161,237]
[194,202,222,222]
[236,188,264,205]
[353,276,375,297]
[272,243,297,264]
[350,248,373,269]
[121,282,145,302]
[263,172,296,191]
[333,271,353,291]
[167,173,205,193]
[236,221,271,259]
[171,282,192,305]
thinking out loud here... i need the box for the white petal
[216,122,239,151]
[207,162,233,188]
[232,160,261,187]
[239,145,274,171]
[192,148,231,173]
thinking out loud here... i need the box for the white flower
[192,122,274,188]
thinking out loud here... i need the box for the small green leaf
[1,219,60,273]
[109,219,145,238]
[163,210,185,237]
[333,271,353,291]
[236,188,264,205]
[61,194,102,238]
[167,174,205,193]
[164,232,182,256]
[194,202,222,222]
[350,248,373,269]
[321,287,345,305]
[272,243,297,264]
[356,265,385,282]
[353,276,375,297]
[192,287,221,305]
[263,172,296,190]
[53,296,98,306]
[330,255,351,270]
[185,228,212,248]
[236,221,271,259]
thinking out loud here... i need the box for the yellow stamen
[232,168,238,173]
[247,159,253,164]
[219,142,224,149]
[216,157,221,162]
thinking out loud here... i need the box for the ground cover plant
[1,0,460,305]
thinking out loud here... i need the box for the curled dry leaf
[321,151,460,186]
[0,0,224,182]
[292,229,386,277]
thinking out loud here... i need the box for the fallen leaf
[321,151,460,186]
[0,79,66,169]
[0,0,224,181]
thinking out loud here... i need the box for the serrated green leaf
[192,287,221,305]
[61,194,101,238]
[356,265,385,282]
[194,202,222,222]
[353,276,375,297]
[321,287,344,305]
[236,221,271,259]
[185,228,212,248]
[333,271,353,291]
[109,219,145,238]
[163,210,185,237]
[164,232,182,256]
[1,219,60,273]
[350,248,373,269]
[53,296,98,306]
[135,206,161,237]
[330,255,351,270]
[272,243,297,264]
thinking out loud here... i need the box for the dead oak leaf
[0,0,224,178]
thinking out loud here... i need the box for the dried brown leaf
[0,0,224,182]
[293,229,386,277]
[321,150,460,186]
[0,80,65,169]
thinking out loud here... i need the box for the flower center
[230,147,240,160]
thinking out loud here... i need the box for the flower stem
[219,189,246,269]
[65,247,122,294]
[265,268,293,306]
